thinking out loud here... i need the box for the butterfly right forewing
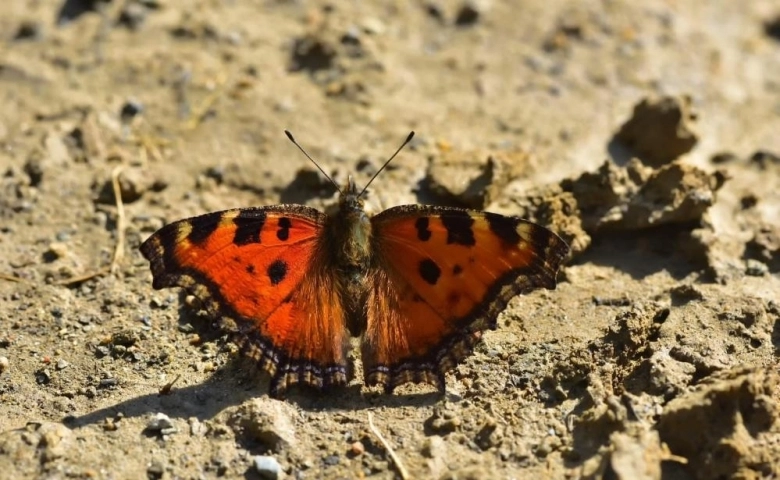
[363,205,569,392]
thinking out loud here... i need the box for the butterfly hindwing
[140,205,350,396]
[364,205,569,392]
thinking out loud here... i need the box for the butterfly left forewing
[364,205,569,392]
[140,205,350,397]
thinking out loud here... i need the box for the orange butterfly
[140,132,569,397]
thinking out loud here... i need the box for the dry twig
[368,412,410,480]
[56,267,111,287]
[0,273,26,284]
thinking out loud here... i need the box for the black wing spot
[233,210,266,245]
[419,258,441,285]
[442,211,475,246]
[485,212,521,244]
[277,217,291,241]
[267,259,288,285]
[246,264,256,274]
[415,217,432,241]
[453,264,463,275]
[187,211,223,244]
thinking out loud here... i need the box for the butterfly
[140,131,569,398]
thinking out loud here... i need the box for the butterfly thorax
[330,177,373,268]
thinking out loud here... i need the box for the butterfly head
[338,175,366,214]
[337,177,371,252]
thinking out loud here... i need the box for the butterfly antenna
[284,130,342,195]
[359,131,415,198]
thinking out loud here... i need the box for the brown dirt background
[1,1,780,479]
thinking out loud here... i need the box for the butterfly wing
[364,205,569,392]
[140,205,349,397]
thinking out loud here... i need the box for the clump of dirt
[745,225,780,273]
[574,396,669,480]
[0,422,73,477]
[563,159,724,232]
[228,398,299,453]
[425,148,533,209]
[471,94,725,261]
[611,95,699,168]
[499,156,724,259]
[657,366,780,480]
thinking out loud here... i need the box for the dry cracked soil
[1,1,780,479]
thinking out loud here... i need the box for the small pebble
[112,330,139,347]
[35,368,51,384]
[425,2,446,22]
[99,377,118,387]
[253,455,281,480]
[0,356,9,374]
[43,242,69,262]
[189,418,207,436]
[23,156,44,186]
[455,1,484,26]
[139,315,152,327]
[146,413,177,436]
[14,21,43,41]
[428,415,461,434]
[94,346,111,358]
[147,461,164,480]
[118,4,147,31]
[103,418,119,431]
[361,17,385,35]
[350,441,365,455]
[92,211,108,228]
[82,386,98,398]
[421,436,446,458]
[341,26,361,46]
[745,259,768,277]
[120,99,144,121]
[56,359,69,370]
[177,323,195,333]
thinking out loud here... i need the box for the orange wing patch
[364,206,568,392]
[140,205,349,396]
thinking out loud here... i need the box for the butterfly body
[327,177,374,337]
[141,143,569,398]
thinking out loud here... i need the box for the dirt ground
[1,1,779,479]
